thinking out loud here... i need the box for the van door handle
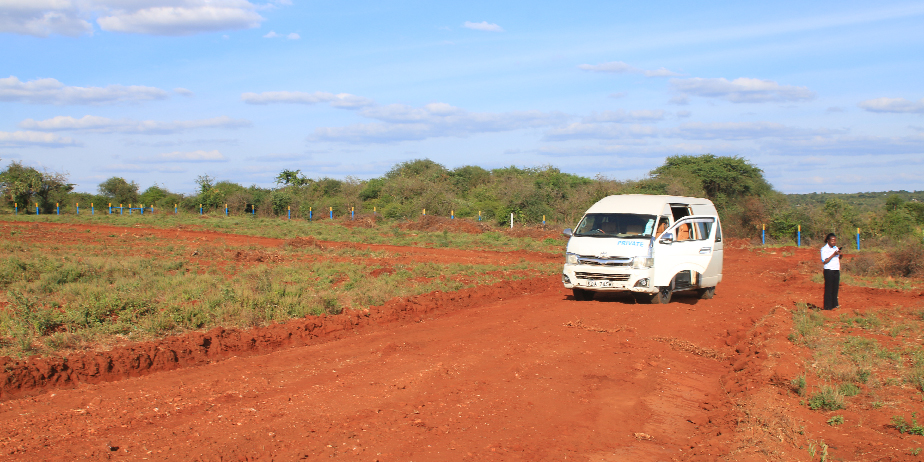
[699,247,711,254]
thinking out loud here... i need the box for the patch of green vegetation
[807,386,846,411]
[893,413,924,436]
[789,302,826,346]
[0,229,558,357]
[827,415,844,426]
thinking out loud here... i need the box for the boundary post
[762,224,765,245]
[329,207,333,220]
[14,203,16,215]
[351,206,354,220]
[76,203,79,215]
[56,203,59,215]
[856,228,860,250]
[797,225,801,247]
[309,206,312,221]
[35,203,39,215]
[288,206,291,220]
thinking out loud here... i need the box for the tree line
[1,155,921,243]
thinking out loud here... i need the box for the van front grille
[575,272,631,282]
[576,255,632,266]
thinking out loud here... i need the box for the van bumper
[562,264,657,294]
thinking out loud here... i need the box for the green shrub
[807,386,846,411]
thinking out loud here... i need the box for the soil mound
[397,215,490,234]
[285,236,325,249]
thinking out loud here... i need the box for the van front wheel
[573,288,595,301]
[648,287,672,304]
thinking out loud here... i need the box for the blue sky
[1,0,923,195]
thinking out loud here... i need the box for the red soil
[1,222,923,461]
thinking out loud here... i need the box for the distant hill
[786,190,924,214]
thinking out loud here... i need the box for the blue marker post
[309,207,312,221]
[856,228,861,251]
[351,207,354,220]
[140,204,144,215]
[762,224,766,245]
[174,203,178,215]
[225,204,228,217]
[109,203,112,214]
[451,210,454,220]
[13,203,17,215]
[56,203,59,215]
[199,204,202,215]
[543,215,546,226]
[288,206,291,220]
[120,204,123,215]
[251,205,255,217]
[91,203,94,215]
[478,211,482,222]
[35,203,39,215]
[76,203,79,215]
[797,225,801,247]
[373,206,376,217]
[329,207,333,220]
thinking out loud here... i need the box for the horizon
[2,1,922,195]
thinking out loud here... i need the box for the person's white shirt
[821,244,840,270]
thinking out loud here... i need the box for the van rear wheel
[572,288,595,301]
[648,286,672,304]
[698,287,716,299]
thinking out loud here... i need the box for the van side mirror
[659,232,674,245]
[563,228,573,237]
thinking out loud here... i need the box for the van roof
[584,194,715,215]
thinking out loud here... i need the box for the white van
[562,194,723,303]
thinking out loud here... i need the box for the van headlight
[565,252,579,264]
[631,257,653,269]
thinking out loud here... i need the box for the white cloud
[134,150,228,163]
[676,110,691,118]
[312,103,567,143]
[542,123,659,141]
[1,0,268,37]
[858,97,924,113]
[96,0,264,36]
[670,77,815,103]
[19,115,251,134]
[0,0,93,37]
[0,130,80,147]
[101,163,186,173]
[668,122,838,140]
[0,76,169,105]
[263,30,299,39]
[578,61,683,77]
[174,87,194,97]
[463,21,503,32]
[582,109,666,123]
[241,91,374,109]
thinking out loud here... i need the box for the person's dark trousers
[823,269,840,309]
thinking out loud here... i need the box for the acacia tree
[0,161,72,211]
[98,176,139,205]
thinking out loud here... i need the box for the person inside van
[676,223,692,240]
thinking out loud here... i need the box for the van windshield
[574,213,659,238]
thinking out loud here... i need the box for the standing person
[820,233,841,310]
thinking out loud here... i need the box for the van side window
[715,221,722,242]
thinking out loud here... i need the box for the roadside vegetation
[0,223,558,357]
[789,302,924,436]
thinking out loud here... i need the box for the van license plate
[584,280,615,288]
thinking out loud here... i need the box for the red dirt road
[1,223,923,461]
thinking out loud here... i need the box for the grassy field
[0,215,561,357]
[790,302,924,438]
[0,212,566,254]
